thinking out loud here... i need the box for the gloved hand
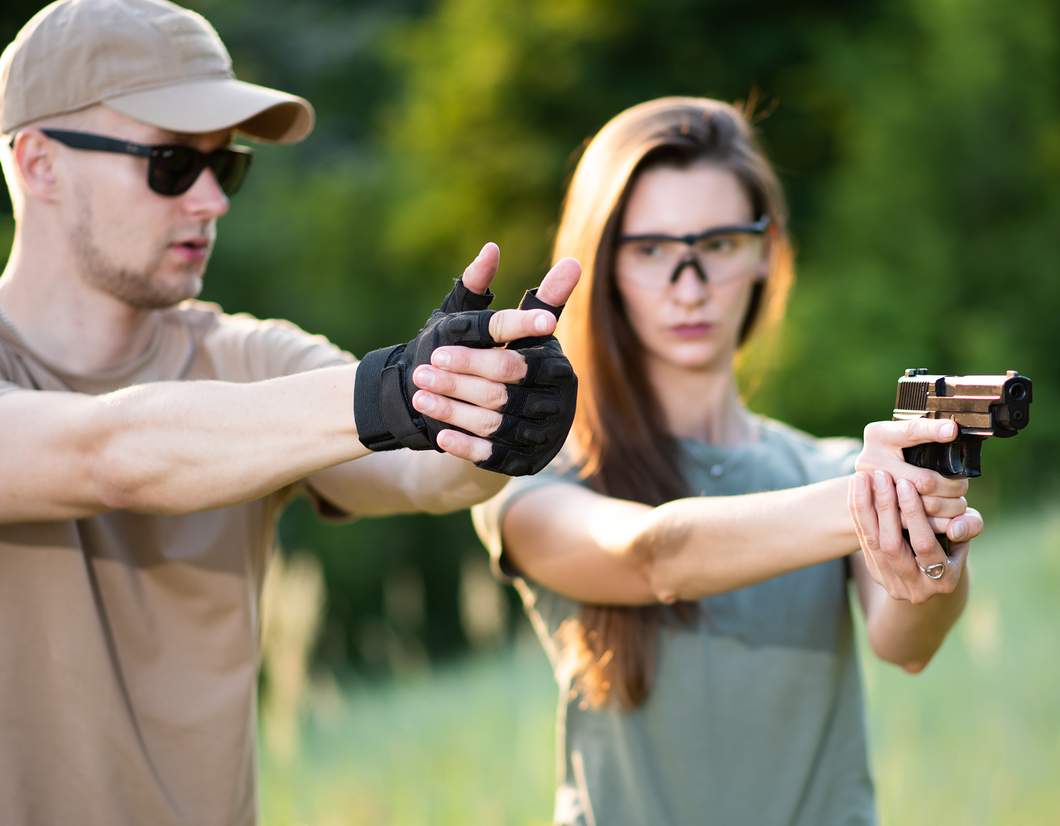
[485,288,577,476]
[354,278,495,453]
[354,281,578,476]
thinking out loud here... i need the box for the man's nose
[180,167,230,219]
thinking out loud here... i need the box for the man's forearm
[307,448,510,519]
[0,364,368,523]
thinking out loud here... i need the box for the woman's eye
[636,243,663,258]
[703,236,736,254]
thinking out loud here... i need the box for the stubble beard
[69,196,209,310]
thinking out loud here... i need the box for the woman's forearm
[858,555,970,672]
[628,476,857,602]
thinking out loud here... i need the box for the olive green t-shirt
[0,301,353,826]
[473,419,876,826]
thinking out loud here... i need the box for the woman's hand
[848,469,980,603]
[855,419,972,533]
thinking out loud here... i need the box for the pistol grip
[902,442,965,477]
[902,528,951,555]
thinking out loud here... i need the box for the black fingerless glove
[353,282,578,477]
[474,288,577,477]
[354,278,496,452]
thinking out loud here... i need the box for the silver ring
[918,561,946,580]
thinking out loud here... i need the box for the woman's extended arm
[503,475,859,604]
[500,418,977,606]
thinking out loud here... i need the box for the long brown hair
[552,97,795,708]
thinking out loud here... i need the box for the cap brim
[103,77,314,144]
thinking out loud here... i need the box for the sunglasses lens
[149,146,202,196]
[209,150,252,196]
[147,146,253,197]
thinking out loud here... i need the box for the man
[0,0,579,823]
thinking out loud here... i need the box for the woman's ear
[11,130,61,203]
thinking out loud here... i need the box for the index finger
[487,308,556,344]
[874,418,958,449]
[534,257,582,307]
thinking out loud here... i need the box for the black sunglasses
[36,129,254,197]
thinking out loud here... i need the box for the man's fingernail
[873,470,886,489]
[434,349,451,368]
[533,312,550,334]
[896,478,914,499]
[854,473,867,494]
[417,367,436,388]
[951,520,968,541]
[941,421,956,439]
[416,393,435,412]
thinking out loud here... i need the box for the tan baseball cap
[0,0,314,143]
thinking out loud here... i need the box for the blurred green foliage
[2,0,1057,674]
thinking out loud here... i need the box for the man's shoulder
[172,300,353,382]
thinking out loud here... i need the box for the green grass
[858,513,1060,825]
[259,636,558,826]
[260,512,1060,825]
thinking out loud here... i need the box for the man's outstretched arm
[306,244,581,517]
[0,245,581,524]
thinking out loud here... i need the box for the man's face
[57,106,232,309]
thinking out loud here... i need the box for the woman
[469,98,978,825]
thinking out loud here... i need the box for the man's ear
[11,130,61,202]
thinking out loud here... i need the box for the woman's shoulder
[471,446,587,581]
[755,416,861,484]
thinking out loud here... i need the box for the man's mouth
[170,237,210,262]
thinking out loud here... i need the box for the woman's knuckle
[879,539,901,559]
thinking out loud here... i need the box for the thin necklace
[0,299,27,347]
[708,417,760,478]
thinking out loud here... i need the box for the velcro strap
[354,345,403,451]
[379,364,434,451]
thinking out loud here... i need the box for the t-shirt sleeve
[0,342,28,397]
[471,456,584,584]
[203,311,358,520]
[205,311,355,383]
[759,419,861,486]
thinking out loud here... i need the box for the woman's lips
[672,323,712,338]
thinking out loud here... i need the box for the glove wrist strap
[354,345,404,451]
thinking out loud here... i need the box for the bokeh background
[2,0,1058,823]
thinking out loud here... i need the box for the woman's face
[614,163,766,376]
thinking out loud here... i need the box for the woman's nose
[669,257,710,303]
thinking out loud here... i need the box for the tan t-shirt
[0,300,354,826]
